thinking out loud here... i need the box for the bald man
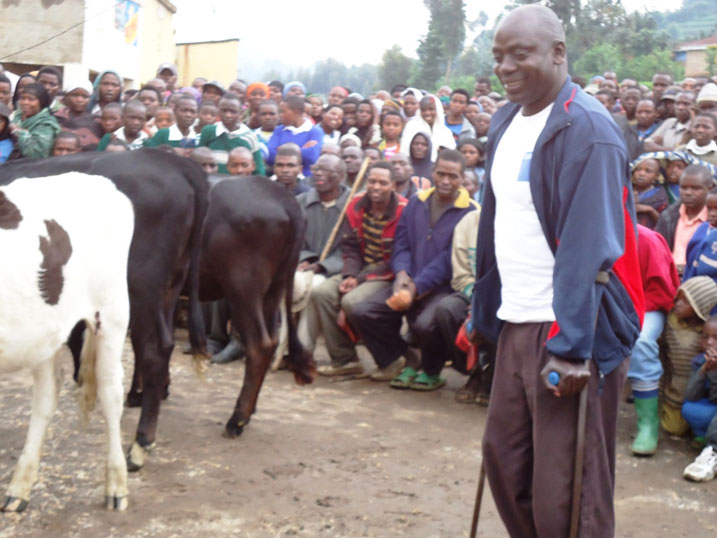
[470,5,643,537]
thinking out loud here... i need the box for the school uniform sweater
[267,119,324,177]
[146,124,199,150]
[198,122,265,175]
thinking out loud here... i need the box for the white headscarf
[400,94,456,161]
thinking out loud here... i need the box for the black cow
[198,176,315,438]
[0,150,209,471]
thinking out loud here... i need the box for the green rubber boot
[632,396,659,456]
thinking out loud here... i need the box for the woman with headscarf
[87,70,122,114]
[12,73,37,110]
[400,94,456,162]
[400,87,422,119]
[55,78,103,151]
[9,83,60,159]
[244,81,270,128]
[283,81,306,98]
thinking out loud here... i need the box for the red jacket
[340,192,407,282]
[638,224,680,313]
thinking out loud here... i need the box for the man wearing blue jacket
[350,149,478,387]
[470,5,644,538]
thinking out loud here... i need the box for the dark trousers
[349,287,449,369]
[483,322,627,538]
[432,292,469,375]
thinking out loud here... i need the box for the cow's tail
[284,209,316,385]
[74,318,99,427]
[183,162,210,374]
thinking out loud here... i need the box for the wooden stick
[318,157,371,262]
[569,387,589,538]
[469,460,486,538]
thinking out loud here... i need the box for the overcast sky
[171,0,681,77]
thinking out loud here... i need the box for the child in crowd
[458,138,486,203]
[190,146,218,175]
[146,95,198,156]
[664,155,688,204]
[52,130,81,156]
[677,112,717,166]
[340,97,359,134]
[54,79,102,151]
[153,106,175,130]
[319,105,343,145]
[273,143,309,196]
[681,314,717,481]
[378,110,403,160]
[408,132,433,190]
[684,189,717,282]
[462,169,479,200]
[660,276,717,436]
[629,225,680,456]
[0,102,14,163]
[99,103,123,135]
[226,146,256,176]
[364,147,381,165]
[96,100,148,151]
[253,101,279,161]
[105,139,128,152]
[400,94,456,161]
[632,157,668,229]
[195,102,218,136]
[656,164,712,273]
[198,94,265,175]
[348,99,381,148]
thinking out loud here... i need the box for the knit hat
[64,79,93,95]
[697,83,717,104]
[679,276,717,321]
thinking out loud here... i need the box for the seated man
[433,207,495,405]
[349,149,478,388]
[295,154,352,344]
[307,162,407,376]
[273,143,310,195]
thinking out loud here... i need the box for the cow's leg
[96,318,129,511]
[126,288,178,471]
[2,359,57,512]
[224,299,275,439]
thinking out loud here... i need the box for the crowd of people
[1,32,717,496]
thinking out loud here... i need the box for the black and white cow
[0,172,134,512]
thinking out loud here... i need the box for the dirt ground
[1,331,716,538]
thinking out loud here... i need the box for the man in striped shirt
[306,161,407,377]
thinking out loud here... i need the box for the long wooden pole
[318,157,371,262]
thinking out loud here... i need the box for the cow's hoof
[126,441,154,472]
[125,391,142,408]
[105,495,128,511]
[223,418,247,439]
[1,495,28,512]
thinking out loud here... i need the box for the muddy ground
[1,331,716,537]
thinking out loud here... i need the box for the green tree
[706,45,717,77]
[414,0,467,89]
[573,43,623,78]
[378,46,414,90]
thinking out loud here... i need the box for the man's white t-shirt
[491,104,556,323]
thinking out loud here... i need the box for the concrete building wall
[684,50,707,77]
[138,0,176,85]
[175,39,239,88]
[0,0,85,67]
